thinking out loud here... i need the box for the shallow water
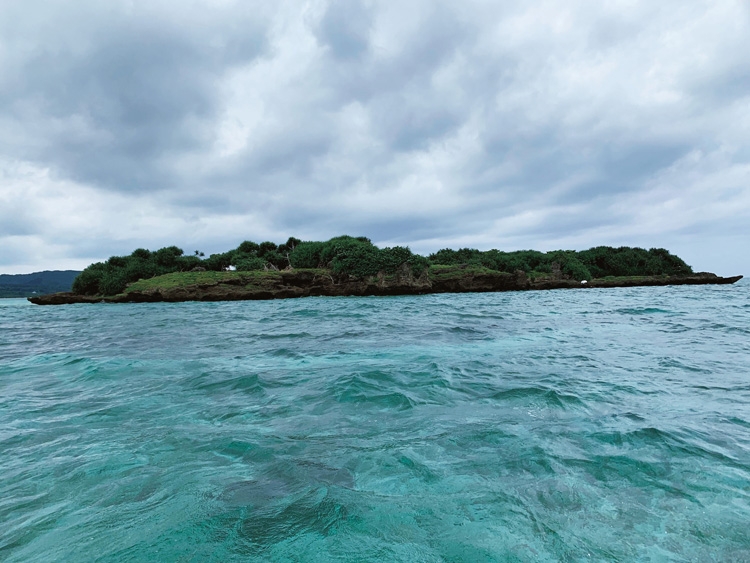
[1,282,749,561]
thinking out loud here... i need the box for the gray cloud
[1,1,268,192]
[317,0,372,60]
[1,0,749,276]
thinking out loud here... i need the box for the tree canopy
[71,236,693,296]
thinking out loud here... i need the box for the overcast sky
[1,0,749,275]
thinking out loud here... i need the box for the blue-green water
[2,283,749,562]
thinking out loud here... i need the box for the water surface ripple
[1,283,749,561]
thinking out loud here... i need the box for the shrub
[258,241,278,257]
[130,248,151,260]
[378,246,413,273]
[577,246,692,277]
[72,263,106,295]
[234,256,266,271]
[237,241,260,255]
[329,240,380,277]
[98,268,129,295]
[429,248,482,266]
[204,252,232,271]
[561,258,592,281]
[155,246,184,268]
[318,236,373,267]
[289,242,325,268]
[408,254,430,275]
[124,258,159,281]
[262,250,288,270]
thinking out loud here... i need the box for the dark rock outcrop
[27,271,743,305]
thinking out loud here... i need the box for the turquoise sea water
[1,283,749,562]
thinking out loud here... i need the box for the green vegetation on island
[70,236,695,297]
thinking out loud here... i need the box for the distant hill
[0,271,80,298]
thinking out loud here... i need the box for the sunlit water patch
[1,281,749,561]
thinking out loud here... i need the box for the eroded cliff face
[27,270,743,305]
[128,268,423,301]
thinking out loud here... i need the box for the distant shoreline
[0,270,80,298]
[28,269,743,305]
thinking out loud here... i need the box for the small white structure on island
[581,280,588,284]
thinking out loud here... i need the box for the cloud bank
[1,0,749,275]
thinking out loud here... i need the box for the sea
[1,282,749,562]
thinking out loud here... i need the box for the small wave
[191,372,265,395]
[589,426,674,447]
[215,463,352,549]
[220,477,296,507]
[448,326,484,334]
[720,416,750,429]
[268,347,305,360]
[235,491,347,549]
[7,352,87,369]
[568,454,695,501]
[663,322,692,333]
[691,384,732,391]
[616,307,674,315]
[397,454,439,483]
[330,371,418,410]
[657,358,712,374]
[703,323,750,335]
[287,309,321,318]
[83,405,132,420]
[588,427,740,468]
[455,312,506,321]
[491,387,586,409]
[609,412,646,422]
[321,330,369,341]
[62,356,88,366]
[338,389,416,410]
[444,326,492,341]
[257,332,313,340]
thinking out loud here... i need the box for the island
[28,236,743,305]
[0,270,80,298]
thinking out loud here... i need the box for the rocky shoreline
[27,270,743,305]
